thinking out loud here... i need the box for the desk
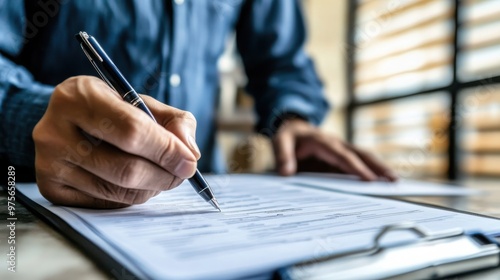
[1,179,499,280]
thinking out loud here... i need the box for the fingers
[141,95,201,160]
[303,136,378,181]
[37,167,162,208]
[272,129,297,176]
[347,144,398,181]
[40,184,131,209]
[53,165,161,205]
[51,76,197,179]
[33,119,175,207]
[33,76,197,208]
[68,132,182,192]
[272,120,392,181]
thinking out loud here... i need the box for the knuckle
[177,111,197,127]
[92,176,121,200]
[37,182,78,207]
[123,189,152,205]
[116,160,145,188]
[92,176,148,205]
[120,118,144,150]
[51,79,78,106]
[32,120,60,149]
[74,75,101,91]
[49,89,69,112]
[51,76,109,118]
[32,120,48,145]
[49,76,96,118]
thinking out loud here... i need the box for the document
[16,174,500,280]
[293,173,480,196]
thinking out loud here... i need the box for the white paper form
[16,174,500,280]
[293,173,481,196]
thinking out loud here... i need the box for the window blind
[458,0,500,81]
[349,0,500,180]
[460,85,500,176]
[354,0,453,101]
[353,93,450,179]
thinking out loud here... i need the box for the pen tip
[209,198,221,212]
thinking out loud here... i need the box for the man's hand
[32,76,201,208]
[272,119,397,181]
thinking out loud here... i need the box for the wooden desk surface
[1,179,499,280]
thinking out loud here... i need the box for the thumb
[273,131,297,176]
[141,95,201,160]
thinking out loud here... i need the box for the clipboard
[9,176,500,280]
[277,222,500,280]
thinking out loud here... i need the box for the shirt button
[170,74,181,87]
[174,0,184,5]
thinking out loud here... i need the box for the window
[348,0,500,181]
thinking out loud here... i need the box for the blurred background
[216,0,500,185]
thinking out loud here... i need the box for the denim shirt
[0,0,328,175]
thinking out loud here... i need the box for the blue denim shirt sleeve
[0,0,330,172]
[0,3,54,168]
[236,0,330,136]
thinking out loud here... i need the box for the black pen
[75,31,221,211]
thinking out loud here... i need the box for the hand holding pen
[32,32,220,210]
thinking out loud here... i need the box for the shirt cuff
[1,84,53,167]
[255,91,329,137]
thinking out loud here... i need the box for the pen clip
[79,41,117,92]
[78,31,103,62]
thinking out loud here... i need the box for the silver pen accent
[208,198,221,212]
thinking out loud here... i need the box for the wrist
[272,113,308,133]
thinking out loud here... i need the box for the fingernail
[175,159,195,179]
[187,135,201,159]
[281,161,295,176]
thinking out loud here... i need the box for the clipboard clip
[278,222,500,280]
